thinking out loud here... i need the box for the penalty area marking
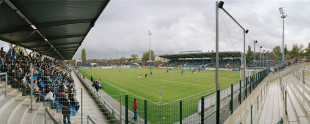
[101,79,161,106]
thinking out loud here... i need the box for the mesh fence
[1,49,300,124]
[72,68,271,124]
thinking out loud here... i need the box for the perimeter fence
[75,67,272,124]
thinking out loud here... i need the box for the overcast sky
[1,0,310,60]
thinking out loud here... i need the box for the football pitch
[78,68,242,102]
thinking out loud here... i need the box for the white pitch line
[153,78,211,87]
[101,79,161,106]
[159,88,216,106]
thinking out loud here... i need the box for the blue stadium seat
[40,81,45,88]
[56,102,62,110]
[71,107,76,116]
[33,76,38,80]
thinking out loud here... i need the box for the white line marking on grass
[101,79,160,106]
[159,88,216,106]
[153,78,210,87]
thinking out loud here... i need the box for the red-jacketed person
[133,98,138,120]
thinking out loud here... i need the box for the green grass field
[78,68,243,123]
[78,68,241,101]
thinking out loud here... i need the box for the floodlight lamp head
[255,40,258,43]
[279,7,284,13]
[245,30,249,34]
[218,1,224,8]
[148,30,152,35]
[281,14,287,18]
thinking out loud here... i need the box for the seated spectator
[45,89,56,109]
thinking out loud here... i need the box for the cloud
[2,0,308,60]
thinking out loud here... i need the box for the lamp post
[260,46,262,70]
[263,50,265,69]
[279,7,287,61]
[148,30,152,70]
[216,2,248,123]
[254,40,258,72]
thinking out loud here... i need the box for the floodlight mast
[279,7,287,61]
[260,46,262,69]
[215,2,220,124]
[263,50,265,69]
[216,1,248,124]
[254,40,258,72]
[148,30,152,70]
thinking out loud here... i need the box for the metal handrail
[45,108,59,124]
[74,70,123,121]
[275,117,283,124]
[87,115,96,124]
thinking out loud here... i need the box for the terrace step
[0,91,23,114]
[285,78,310,123]
[8,99,36,124]
[21,102,43,124]
[0,95,29,123]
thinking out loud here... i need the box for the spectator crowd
[0,47,79,124]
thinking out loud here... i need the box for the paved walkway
[74,70,145,124]
[71,71,110,124]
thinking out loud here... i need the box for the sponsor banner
[232,69,240,71]
[219,69,232,71]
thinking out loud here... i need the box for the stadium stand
[0,0,111,123]
[0,48,78,123]
[0,48,110,124]
[224,61,310,124]
[78,52,293,71]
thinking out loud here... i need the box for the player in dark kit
[145,74,148,78]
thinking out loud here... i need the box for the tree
[131,54,138,62]
[271,52,278,60]
[284,44,289,57]
[81,48,86,61]
[299,44,305,56]
[305,43,310,57]
[246,45,253,64]
[290,44,300,58]
[142,50,155,62]
[285,54,291,60]
[271,46,281,60]
[119,57,126,63]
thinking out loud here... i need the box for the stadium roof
[159,51,242,59]
[0,0,109,60]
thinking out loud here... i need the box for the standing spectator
[83,74,85,79]
[98,75,102,82]
[61,93,71,124]
[133,98,138,120]
[69,93,80,112]
[95,83,100,92]
[91,75,93,82]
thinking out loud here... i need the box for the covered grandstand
[0,0,111,124]
[0,0,109,60]
[159,51,242,69]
